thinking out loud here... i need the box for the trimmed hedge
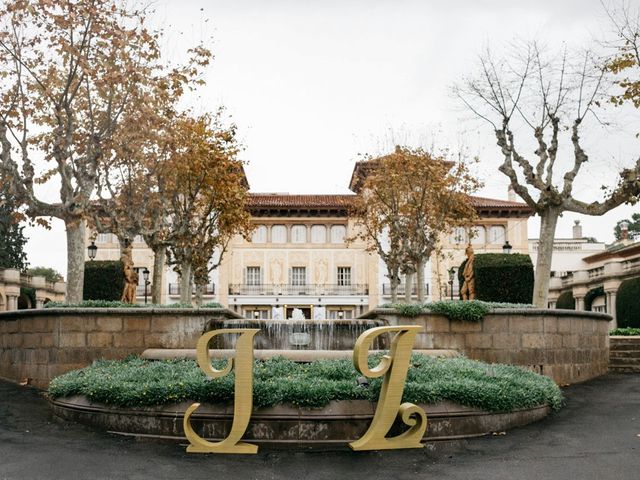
[382,300,533,322]
[459,253,534,304]
[555,291,576,310]
[616,277,640,328]
[83,261,124,301]
[610,327,640,336]
[48,355,563,412]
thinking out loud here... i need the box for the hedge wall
[555,290,576,310]
[458,253,534,304]
[83,261,125,301]
[616,277,640,328]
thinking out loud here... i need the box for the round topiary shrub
[555,290,576,310]
[83,261,125,301]
[459,253,534,304]
[616,277,640,328]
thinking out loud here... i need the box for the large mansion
[85,163,533,318]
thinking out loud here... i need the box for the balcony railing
[228,284,369,296]
[381,283,430,297]
[168,283,215,296]
[136,284,151,296]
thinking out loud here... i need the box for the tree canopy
[349,146,480,303]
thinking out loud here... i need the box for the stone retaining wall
[0,308,240,388]
[361,309,611,385]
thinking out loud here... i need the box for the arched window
[251,225,267,243]
[331,225,346,243]
[449,227,466,245]
[310,225,327,244]
[271,225,287,244]
[489,225,506,244]
[469,226,486,245]
[291,225,307,244]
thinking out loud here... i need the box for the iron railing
[168,283,215,296]
[228,284,369,296]
[381,283,430,296]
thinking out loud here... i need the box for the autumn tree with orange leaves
[0,0,215,302]
[162,113,252,306]
[350,146,480,303]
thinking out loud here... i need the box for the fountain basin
[49,396,550,448]
[204,318,390,350]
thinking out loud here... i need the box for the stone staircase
[610,336,640,373]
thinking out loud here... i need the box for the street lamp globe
[87,241,98,261]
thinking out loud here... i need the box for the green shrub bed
[48,355,563,413]
[381,300,534,322]
[44,300,222,309]
[610,327,640,336]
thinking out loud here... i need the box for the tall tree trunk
[404,272,414,303]
[416,259,426,303]
[194,283,204,307]
[65,219,85,303]
[179,261,192,305]
[389,267,400,304]
[151,247,165,305]
[533,207,560,308]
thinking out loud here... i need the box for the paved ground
[1,373,639,480]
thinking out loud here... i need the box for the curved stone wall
[50,396,551,447]
[0,308,241,388]
[360,308,611,385]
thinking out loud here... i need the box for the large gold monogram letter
[349,326,427,451]
[183,328,260,454]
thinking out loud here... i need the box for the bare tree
[455,42,640,307]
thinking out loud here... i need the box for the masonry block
[59,333,86,348]
[492,333,520,349]
[481,316,508,333]
[509,317,542,333]
[451,321,482,333]
[123,317,151,332]
[96,318,123,332]
[87,332,114,348]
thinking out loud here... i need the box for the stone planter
[50,396,551,449]
[360,308,611,385]
[0,308,241,388]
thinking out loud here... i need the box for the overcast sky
[23,0,640,277]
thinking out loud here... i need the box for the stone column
[574,295,585,311]
[606,290,617,330]
[6,295,18,311]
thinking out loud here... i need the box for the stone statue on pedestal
[460,244,475,301]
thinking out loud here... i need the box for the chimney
[507,184,516,202]
[620,221,630,241]
[572,220,582,239]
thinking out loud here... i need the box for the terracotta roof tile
[249,193,531,210]
[248,194,354,209]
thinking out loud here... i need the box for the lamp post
[502,240,513,254]
[254,310,260,320]
[87,241,98,261]
[338,309,344,319]
[142,268,150,304]
[447,267,456,301]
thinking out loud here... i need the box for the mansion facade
[85,164,533,319]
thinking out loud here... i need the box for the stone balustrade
[0,268,66,311]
